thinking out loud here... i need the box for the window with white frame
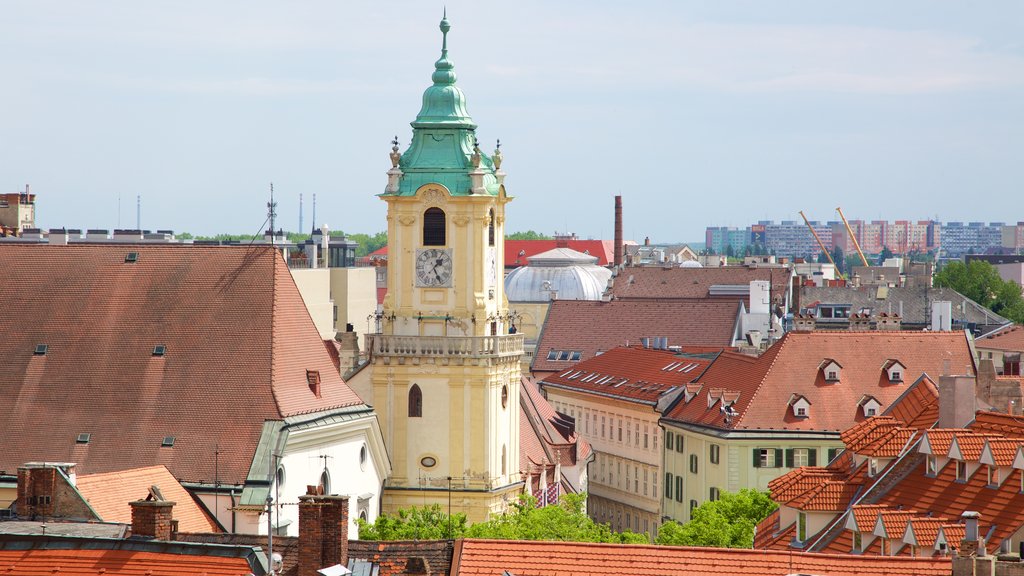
[710,444,720,465]
[926,455,937,476]
[956,460,968,482]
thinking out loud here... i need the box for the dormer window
[868,458,880,477]
[883,359,906,383]
[956,460,968,482]
[306,370,321,398]
[788,394,811,418]
[858,395,882,418]
[819,359,842,383]
[926,455,937,476]
[987,465,999,487]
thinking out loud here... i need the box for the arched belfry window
[488,209,496,247]
[409,384,423,418]
[423,208,446,246]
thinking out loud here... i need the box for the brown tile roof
[539,346,713,405]
[976,325,1024,352]
[0,245,364,485]
[450,538,951,576]
[664,331,971,432]
[75,466,219,532]
[532,300,738,375]
[606,266,790,302]
[970,411,1024,438]
[349,540,454,576]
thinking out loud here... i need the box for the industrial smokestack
[614,195,623,267]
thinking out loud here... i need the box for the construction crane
[836,207,869,267]
[798,210,842,277]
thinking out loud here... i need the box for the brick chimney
[335,326,360,378]
[958,511,984,558]
[298,488,350,576]
[876,312,902,331]
[129,497,176,540]
[17,464,60,519]
[613,195,623,268]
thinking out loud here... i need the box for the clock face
[416,249,453,287]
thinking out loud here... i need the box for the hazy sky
[2,1,1022,242]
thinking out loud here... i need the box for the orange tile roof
[876,510,923,540]
[885,376,940,430]
[75,465,219,532]
[0,547,254,576]
[540,346,713,405]
[532,299,738,376]
[950,432,1001,461]
[849,504,889,532]
[606,266,791,303]
[840,416,902,452]
[937,524,966,548]
[976,325,1024,352]
[789,480,860,512]
[0,245,364,485]
[904,517,954,548]
[920,429,961,456]
[664,331,971,433]
[451,539,951,576]
[981,438,1021,467]
[752,509,781,549]
[970,411,1024,438]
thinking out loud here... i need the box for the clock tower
[367,14,523,522]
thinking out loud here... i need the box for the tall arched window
[423,208,446,246]
[409,384,423,417]
[488,209,495,246]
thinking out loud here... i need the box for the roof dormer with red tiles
[820,358,843,383]
[978,438,1021,489]
[882,359,906,384]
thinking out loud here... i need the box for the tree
[830,245,846,275]
[356,504,467,540]
[934,260,1024,324]
[357,493,647,544]
[655,489,777,548]
[466,493,647,543]
[506,230,553,240]
[725,244,734,257]
[877,246,894,265]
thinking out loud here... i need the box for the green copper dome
[384,14,501,197]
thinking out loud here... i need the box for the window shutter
[774,449,783,468]
[753,449,761,468]
[809,449,818,467]
[785,449,795,468]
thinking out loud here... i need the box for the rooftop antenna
[312,193,317,232]
[267,183,278,246]
[136,195,141,230]
[299,192,303,235]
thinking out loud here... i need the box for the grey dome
[504,248,612,302]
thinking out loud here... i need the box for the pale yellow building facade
[361,15,524,523]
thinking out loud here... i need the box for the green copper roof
[385,14,501,197]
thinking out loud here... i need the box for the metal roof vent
[152,345,166,356]
[125,252,138,263]
[34,344,48,355]
[76,433,91,444]
[161,436,175,447]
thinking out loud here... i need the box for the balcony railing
[366,333,524,359]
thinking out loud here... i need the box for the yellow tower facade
[366,14,523,522]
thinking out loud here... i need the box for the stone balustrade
[366,333,524,359]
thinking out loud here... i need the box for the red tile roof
[885,376,940,429]
[976,325,1024,352]
[505,239,617,268]
[904,517,954,549]
[849,504,890,532]
[663,331,971,433]
[606,266,791,303]
[969,411,1024,438]
[75,466,219,532]
[520,377,591,493]
[949,432,1001,461]
[539,346,713,405]
[0,547,254,576]
[532,299,738,376]
[875,510,924,540]
[0,245,364,485]
[450,538,951,576]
